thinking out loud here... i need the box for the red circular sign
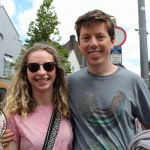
[114,26,127,46]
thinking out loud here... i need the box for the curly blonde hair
[2,43,71,119]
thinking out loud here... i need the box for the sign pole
[137,0,149,88]
[111,26,127,65]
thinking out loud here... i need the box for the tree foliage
[25,0,60,46]
[50,41,71,74]
[12,0,71,74]
[10,49,26,71]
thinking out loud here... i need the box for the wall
[64,35,82,67]
[0,6,24,77]
[68,50,81,73]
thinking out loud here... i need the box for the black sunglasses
[26,62,57,73]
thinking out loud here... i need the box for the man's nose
[90,37,98,47]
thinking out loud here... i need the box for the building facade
[64,35,84,73]
[0,5,24,78]
[68,50,81,73]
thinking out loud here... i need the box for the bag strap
[42,109,61,150]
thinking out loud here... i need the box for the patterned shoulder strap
[42,109,61,150]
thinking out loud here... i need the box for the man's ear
[112,36,115,44]
[111,36,115,49]
[78,42,81,51]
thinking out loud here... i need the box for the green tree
[10,49,26,71]
[12,0,71,74]
[50,41,71,74]
[25,0,60,46]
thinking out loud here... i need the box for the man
[67,9,150,149]
[1,9,150,149]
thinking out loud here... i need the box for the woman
[1,43,73,150]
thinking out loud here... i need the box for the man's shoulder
[67,68,87,80]
[119,67,141,78]
[118,67,145,85]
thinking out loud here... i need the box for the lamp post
[137,0,149,88]
[135,29,150,35]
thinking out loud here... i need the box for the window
[3,55,14,77]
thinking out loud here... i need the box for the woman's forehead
[27,50,54,62]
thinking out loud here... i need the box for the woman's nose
[37,65,46,75]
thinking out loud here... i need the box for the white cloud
[1,0,16,18]
[16,9,36,37]
[53,0,139,43]
[122,29,140,60]
[123,61,141,75]
[15,0,43,39]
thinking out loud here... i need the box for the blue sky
[1,0,150,75]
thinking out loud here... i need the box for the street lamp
[137,0,149,88]
[135,29,150,34]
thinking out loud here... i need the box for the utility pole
[137,0,149,88]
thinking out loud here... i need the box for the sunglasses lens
[28,63,39,72]
[27,62,56,72]
[43,62,55,72]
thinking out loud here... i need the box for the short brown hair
[74,9,115,42]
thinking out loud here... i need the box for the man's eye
[98,36,104,39]
[81,37,90,41]
[97,36,105,40]
[83,37,89,40]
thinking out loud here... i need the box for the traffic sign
[114,26,127,46]
[111,46,122,64]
